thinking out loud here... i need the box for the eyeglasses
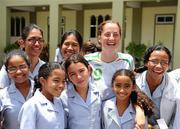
[148,59,169,66]
[26,37,44,44]
[7,64,28,74]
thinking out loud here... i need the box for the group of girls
[0,19,180,129]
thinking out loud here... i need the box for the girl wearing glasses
[0,49,34,129]
[18,62,66,129]
[135,45,179,128]
[102,69,154,129]
[0,24,45,88]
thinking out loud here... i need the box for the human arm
[18,102,36,129]
[0,65,11,88]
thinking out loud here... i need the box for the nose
[67,44,73,50]
[16,68,23,73]
[34,40,41,45]
[76,74,82,79]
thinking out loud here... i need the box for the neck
[16,80,30,98]
[75,85,88,101]
[100,51,118,62]
[30,57,39,72]
[116,99,130,116]
[146,73,163,93]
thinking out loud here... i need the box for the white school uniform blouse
[168,68,180,84]
[0,58,45,88]
[60,81,102,129]
[18,89,64,129]
[85,52,134,100]
[136,71,178,128]
[0,79,34,129]
[102,97,148,129]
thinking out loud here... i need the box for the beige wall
[35,10,77,44]
[37,11,49,44]
[141,6,177,47]
[62,10,76,31]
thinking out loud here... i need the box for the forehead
[8,55,26,65]
[68,62,87,71]
[114,75,132,83]
[102,23,120,32]
[49,69,65,77]
[27,28,42,38]
[64,34,78,42]
[149,50,169,59]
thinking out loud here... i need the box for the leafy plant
[126,41,147,67]
[4,43,19,53]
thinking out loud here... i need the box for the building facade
[0,0,179,69]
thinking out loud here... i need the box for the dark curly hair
[112,69,154,117]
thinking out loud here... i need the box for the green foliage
[4,43,19,53]
[126,41,147,67]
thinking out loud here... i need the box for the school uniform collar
[106,98,135,126]
[34,89,60,112]
[67,81,100,108]
[8,79,34,103]
[137,71,165,99]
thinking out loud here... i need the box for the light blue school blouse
[102,97,148,129]
[0,80,34,129]
[0,58,45,88]
[60,81,102,129]
[18,89,64,129]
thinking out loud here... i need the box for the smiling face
[24,28,44,58]
[41,68,66,101]
[146,50,169,79]
[7,55,30,86]
[67,62,91,88]
[61,34,80,60]
[112,75,135,103]
[98,23,121,52]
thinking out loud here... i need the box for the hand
[134,105,145,129]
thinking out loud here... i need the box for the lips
[107,42,116,46]
[153,69,164,75]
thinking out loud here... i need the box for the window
[11,16,26,36]
[156,14,175,24]
[60,16,65,36]
[98,15,103,25]
[105,15,111,21]
[90,15,96,38]
[11,17,15,36]
[90,14,111,38]
[15,17,20,36]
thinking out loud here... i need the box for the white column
[173,0,180,69]
[49,3,61,61]
[0,3,10,66]
[112,0,125,52]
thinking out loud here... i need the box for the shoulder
[39,59,45,65]
[136,71,147,88]
[84,52,100,62]
[103,97,116,108]
[0,87,9,98]
[118,52,133,60]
